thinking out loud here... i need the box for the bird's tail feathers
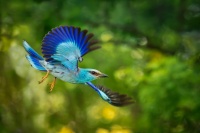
[26,55,46,71]
[23,40,43,60]
[23,40,46,71]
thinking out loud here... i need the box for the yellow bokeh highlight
[88,104,102,120]
[96,128,109,133]
[96,126,132,133]
[111,129,132,133]
[101,32,113,42]
[59,126,74,133]
[111,125,132,133]
[102,106,117,120]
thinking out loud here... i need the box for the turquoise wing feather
[42,26,100,71]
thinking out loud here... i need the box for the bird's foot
[48,77,56,92]
[38,70,50,84]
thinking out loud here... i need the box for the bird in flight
[23,26,134,106]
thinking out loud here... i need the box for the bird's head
[80,68,108,82]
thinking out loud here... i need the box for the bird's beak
[99,73,108,78]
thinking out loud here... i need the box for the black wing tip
[97,86,135,107]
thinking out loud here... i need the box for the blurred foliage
[1,0,200,133]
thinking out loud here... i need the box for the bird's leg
[48,77,57,92]
[38,70,50,84]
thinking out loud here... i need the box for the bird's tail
[23,40,46,71]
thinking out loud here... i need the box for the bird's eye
[90,71,97,75]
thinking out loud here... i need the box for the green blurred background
[1,0,200,133]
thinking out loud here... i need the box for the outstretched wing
[86,82,135,107]
[97,86,135,106]
[41,26,100,71]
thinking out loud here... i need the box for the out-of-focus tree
[1,0,200,133]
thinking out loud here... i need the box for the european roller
[23,26,134,106]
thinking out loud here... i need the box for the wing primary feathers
[79,30,88,51]
[69,26,75,44]
[85,33,94,44]
[41,26,100,63]
[80,30,88,49]
[86,82,134,107]
[97,86,135,107]
[74,27,79,45]
[89,40,99,46]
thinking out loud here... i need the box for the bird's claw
[48,77,56,92]
[38,71,50,84]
